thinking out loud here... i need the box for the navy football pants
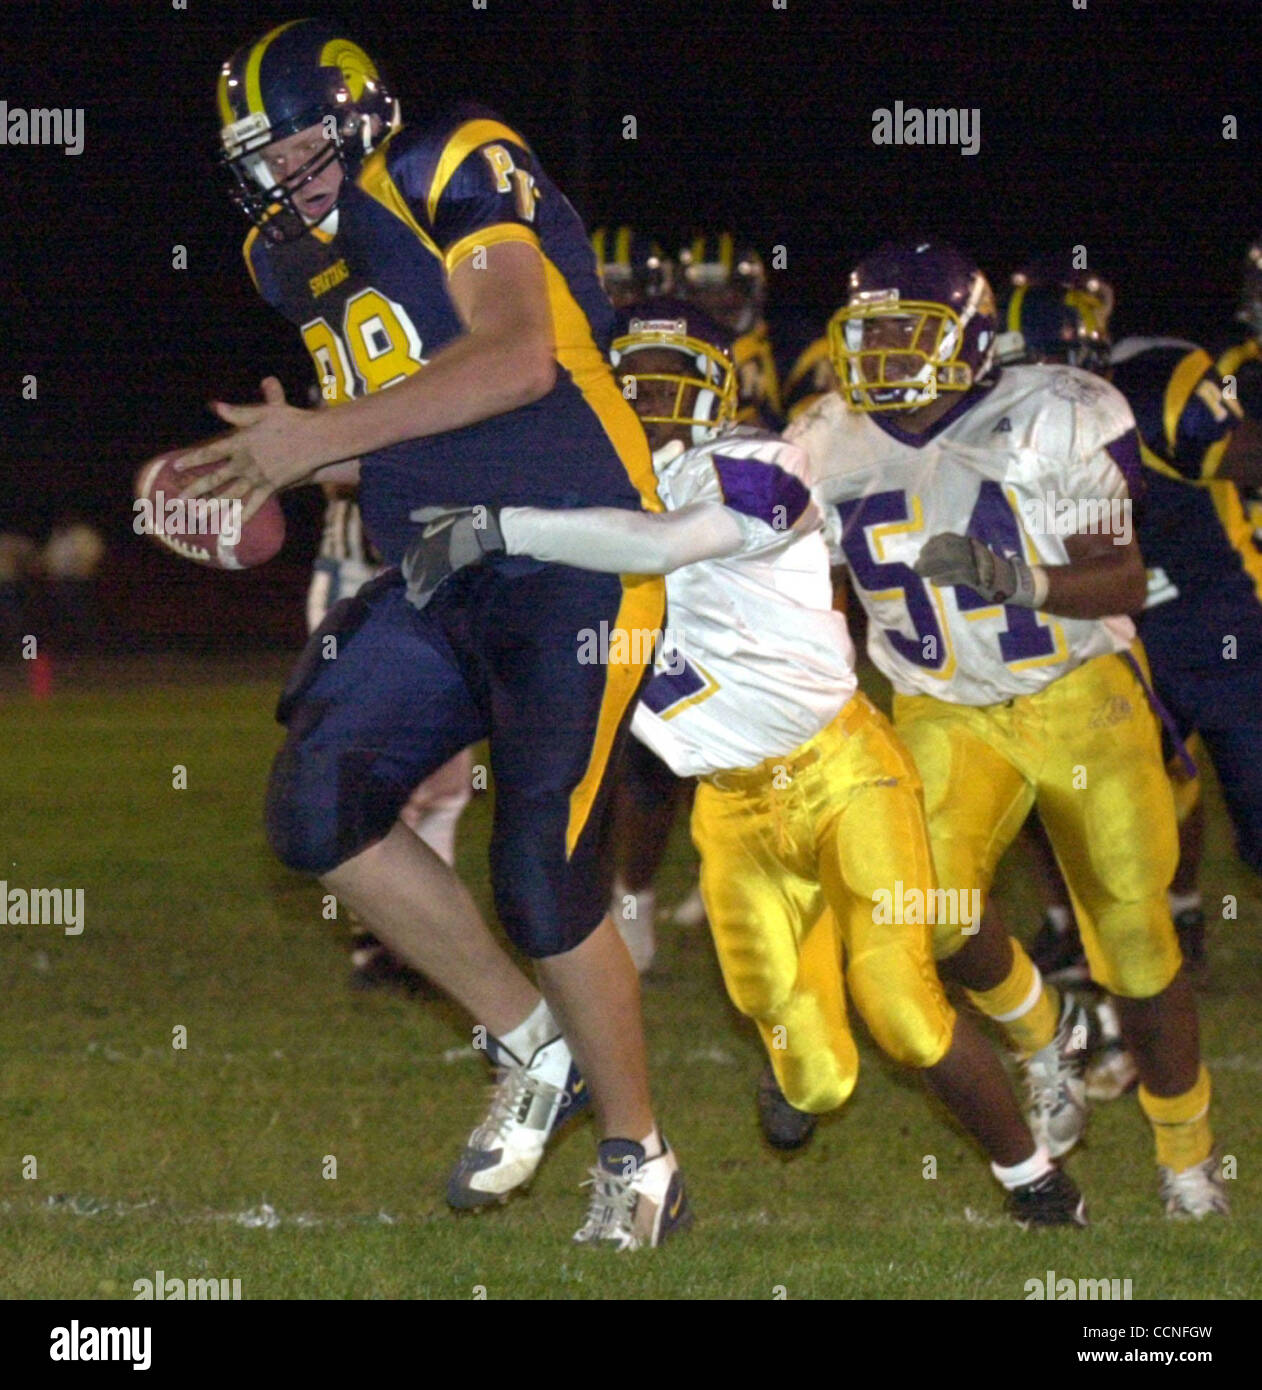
[266,559,664,956]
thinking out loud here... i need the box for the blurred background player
[790,240,1227,1216]
[1212,235,1262,551]
[1001,269,1262,997]
[408,299,1087,1225]
[780,331,840,424]
[0,531,39,658]
[590,224,673,309]
[304,464,473,994]
[41,519,106,655]
[678,232,782,428]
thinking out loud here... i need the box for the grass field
[2,659,1260,1301]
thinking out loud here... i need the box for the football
[133,442,285,570]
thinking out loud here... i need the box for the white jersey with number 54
[785,366,1140,706]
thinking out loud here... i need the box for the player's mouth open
[300,191,334,218]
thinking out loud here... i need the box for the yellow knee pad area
[846,946,956,1071]
[1079,898,1183,999]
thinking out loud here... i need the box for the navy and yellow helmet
[1011,257,1115,339]
[216,19,398,244]
[677,233,767,334]
[591,226,673,307]
[995,280,1111,375]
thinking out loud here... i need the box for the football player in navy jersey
[181,19,687,1249]
[1214,236,1262,427]
[1002,276,1262,986]
[1212,236,1262,557]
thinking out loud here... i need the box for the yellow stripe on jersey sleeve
[357,144,443,259]
[1200,436,1230,480]
[443,222,540,276]
[1139,438,1184,482]
[1208,481,1262,605]
[1162,348,1213,457]
[1216,338,1261,381]
[426,120,532,226]
[537,256,662,513]
[783,338,829,398]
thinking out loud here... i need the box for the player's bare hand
[175,377,315,514]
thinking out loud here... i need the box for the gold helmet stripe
[216,61,235,126]
[1005,282,1028,334]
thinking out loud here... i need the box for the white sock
[992,1143,1053,1190]
[1168,890,1202,917]
[639,1126,662,1159]
[496,998,560,1063]
[1045,905,1073,935]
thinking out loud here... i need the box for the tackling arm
[499,502,749,574]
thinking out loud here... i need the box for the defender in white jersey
[403,299,1089,1226]
[787,242,1225,1218]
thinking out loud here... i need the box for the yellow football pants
[893,652,1181,998]
[692,694,956,1113]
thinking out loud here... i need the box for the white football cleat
[447,1035,588,1209]
[1022,992,1089,1159]
[572,1136,692,1251]
[1084,996,1138,1101]
[1160,1155,1230,1220]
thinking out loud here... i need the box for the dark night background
[1,0,1258,648]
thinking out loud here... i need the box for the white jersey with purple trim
[631,427,857,778]
[785,366,1138,706]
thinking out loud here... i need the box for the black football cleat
[1007,1165,1088,1228]
[757,1066,819,1152]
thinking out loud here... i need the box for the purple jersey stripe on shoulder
[711,453,810,532]
[1106,427,1146,509]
